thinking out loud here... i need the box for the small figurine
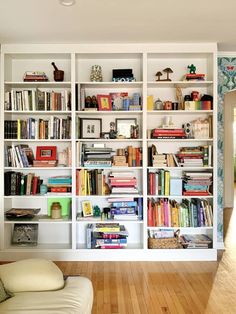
[155,98,163,110]
[91,95,98,109]
[188,64,196,74]
[85,96,92,108]
[109,121,117,139]
[163,67,173,81]
[155,71,163,81]
[93,205,101,217]
[90,65,103,82]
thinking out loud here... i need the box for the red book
[183,191,210,196]
[32,176,38,195]
[149,173,153,195]
[148,200,154,226]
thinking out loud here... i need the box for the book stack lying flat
[184,73,205,81]
[109,172,139,194]
[152,154,167,167]
[183,172,212,196]
[82,144,113,167]
[151,128,186,139]
[177,146,212,167]
[86,223,129,249]
[181,234,212,249]
[109,198,143,221]
[23,71,48,82]
[47,176,72,194]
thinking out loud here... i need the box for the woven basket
[148,229,183,249]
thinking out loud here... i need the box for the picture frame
[97,94,112,111]
[101,132,110,139]
[36,146,57,161]
[82,201,93,217]
[115,118,137,138]
[80,118,102,139]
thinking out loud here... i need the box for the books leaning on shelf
[4,171,43,196]
[109,171,139,194]
[4,116,71,139]
[5,144,33,168]
[5,89,71,111]
[147,198,213,227]
[86,223,129,249]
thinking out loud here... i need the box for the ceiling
[0,0,236,51]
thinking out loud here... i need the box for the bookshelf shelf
[0,43,217,261]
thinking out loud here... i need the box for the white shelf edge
[4,167,72,170]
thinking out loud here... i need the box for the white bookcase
[0,43,217,261]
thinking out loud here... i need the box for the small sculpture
[51,62,64,81]
[90,65,103,82]
[188,64,196,74]
[155,71,163,81]
[163,68,173,81]
[109,122,117,139]
[154,68,173,81]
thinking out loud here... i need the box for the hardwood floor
[55,208,236,314]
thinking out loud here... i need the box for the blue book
[111,201,137,207]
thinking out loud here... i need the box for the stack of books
[23,71,48,82]
[82,144,113,167]
[184,73,205,81]
[183,172,212,196]
[152,154,167,167]
[181,234,212,249]
[109,198,143,221]
[109,172,139,194]
[177,146,204,167]
[47,176,72,194]
[151,128,186,139]
[86,223,129,249]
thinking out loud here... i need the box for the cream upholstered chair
[0,259,93,313]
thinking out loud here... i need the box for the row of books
[86,223,129,249]
[5,89,71,111]
[147,198,213,227]
[76,169,104,196]
[4,116,71,139]
[183,172,212,196]
[5,144,33,168]
[4,171,43,196]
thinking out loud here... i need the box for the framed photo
[82,201,93,217]
[115,118,137,138]
[97,94,112,111]
[36,146,57,161]
[101,132,110,139]
[80,118,102,139]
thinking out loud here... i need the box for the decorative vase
[90,65,103,82]
[50,202,62,219]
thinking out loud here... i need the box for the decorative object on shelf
[112,68,135,82]
[163,67,173,81]
[48,198,71,217]
[182,123,193,138]
[187,64,196,74]
[23,71,48,82]
[155,71,163,81]
[154,98,163,110]
[91,95,98,109]
[109,122,117,139]
[93,205,101,217]
[163,101,172,110]
[184,65,205,81]
[115,118,137,139]
[80,118,102,139]
[90,65,103,82]
[51,62,64,81]
[50,202,62,219]
[5,208,41,220]
[12,224,38,246]
[97,94,112,111]
[154,68,173,81]
[176,87,184,110]
[82,201,93,217]
[36,146,57,161]
[40,184,48,195]
[101,132,110,139]
[130,124,139,139]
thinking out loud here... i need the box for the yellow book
[171,205,179,227]
[17,119,21,140]
[147,95,154,111]
[164,171,170,196]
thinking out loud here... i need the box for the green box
[47,198,72,217]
